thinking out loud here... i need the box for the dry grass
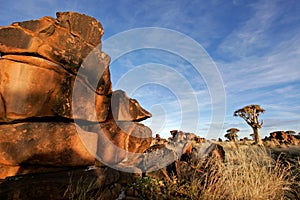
[198,146,292,200]
[64,175,101,200]
[131,145,296,200]
[63,145,299,199]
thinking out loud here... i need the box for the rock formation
[0,11,111,122]
[142,130,225,181]
[0,12,152,178]
[263,131,299,146]
[0,12,227,199]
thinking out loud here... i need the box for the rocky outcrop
[142,130,225,181]
[0,55,111,122]
[83,121,152,166]
[263,131,299,146]
[0,12,152,179]
[0,12,111,122]
[0,122,97,166]
[0,12,105,75]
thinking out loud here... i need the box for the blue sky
[1,0,299,139]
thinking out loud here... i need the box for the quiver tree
[225,128,239,142]
[234,105,265,145]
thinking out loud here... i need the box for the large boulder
[83,120,152,166]
[0,55,110,122]
[0,122,98,166]
[0,12,112,123]
[0,12,153,179]
[0,12,105,75]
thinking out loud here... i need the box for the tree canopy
[234,104,265,128]
[226,128,240,134]
[234,104,265,145]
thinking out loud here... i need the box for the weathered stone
[0,120,152,169]
[141,143,182,172]
[264,131,300,145]
[80,48,112,94]
[142,138,225,176]
[82,120,152,166]
[190,143,225,163]
[110,90,152,122]
[0,56,110,122]
[0,12,104,75]
[56,12,104,47]
[0,122,98,166]
[0,12,153,179]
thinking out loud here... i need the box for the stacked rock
[0,12,152,178]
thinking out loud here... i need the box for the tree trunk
[252,127,263,145]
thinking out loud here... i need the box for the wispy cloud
[216,2,300,97]
[218,0,286,58]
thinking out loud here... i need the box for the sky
[0,0,299,139]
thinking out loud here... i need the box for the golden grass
[63,145,299,199]
[197,146,292,200]
[131,145,296,200]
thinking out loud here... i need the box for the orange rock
[110,90,152,122]
[0,12,104,74]
[0,56,110,122]
[0,122,98,166]
[84,120,152,166]
[0,12,153,175]
[0,120,152,168]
